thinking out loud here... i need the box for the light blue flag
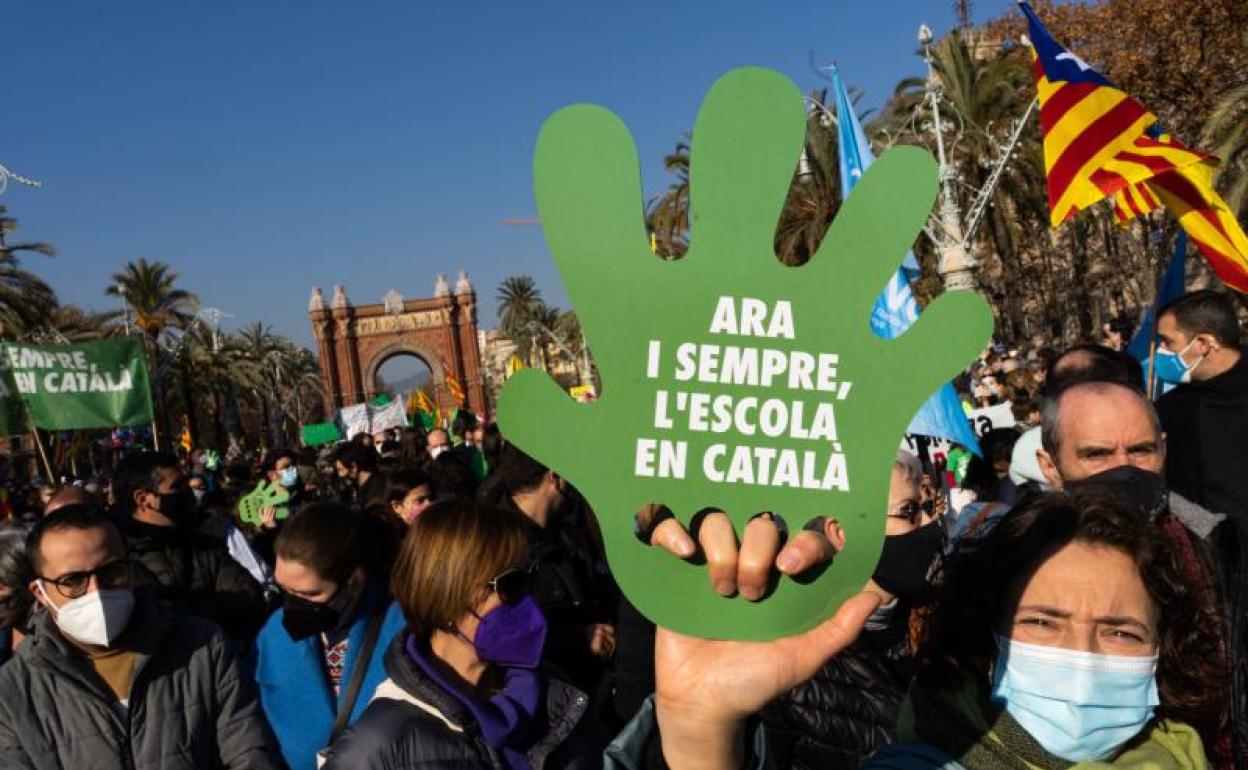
[1127,231,1187,397]
[831,65,982,454]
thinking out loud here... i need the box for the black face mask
[280,580,359,641]
[158,489,199,528]
[872,521,943,599]
[1064,465,1168,521]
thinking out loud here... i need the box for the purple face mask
[471,594,548,669]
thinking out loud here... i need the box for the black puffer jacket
[115,515,269,640]
[325,635,603,770]
[0,592,282,770]
[760,629,910,770]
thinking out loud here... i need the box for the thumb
[781,591,883,678]
[495,369,592,476]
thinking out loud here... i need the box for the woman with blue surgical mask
[650,489,1224,770]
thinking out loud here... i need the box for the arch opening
[372,352,433,402]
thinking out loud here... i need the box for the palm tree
[106,258,198,341]
[1202,80,1248,219]
[496,276,543,338]
[106,258,199,444]
[233,322,284,447]
[0,205,58,338]
[646,137,691,258]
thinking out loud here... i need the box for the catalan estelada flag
[1022,1,1248,293]
[1024,1,1165,225]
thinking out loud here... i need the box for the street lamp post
[919,24,978,291]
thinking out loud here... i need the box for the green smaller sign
[237,481,291,526]
[301,422,342,447]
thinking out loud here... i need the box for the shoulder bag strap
[329,606,386,744]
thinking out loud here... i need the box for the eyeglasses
[486,563,536,605]
[39,558,134,600]
[886,500,933,523]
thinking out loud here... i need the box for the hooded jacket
[323,634,602,770]
[0,591,281,770]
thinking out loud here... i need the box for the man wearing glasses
[0,505,281,770]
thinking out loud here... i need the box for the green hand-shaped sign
[497,67,993,640]
[237,481,290,526]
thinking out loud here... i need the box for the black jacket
[1158,354,1248,768]
[760,625,910,770]
[324,635,602,770]
[0,592,282,770]
[1158,353,1248,525]
[504,498,615,695]
[115,515,269,640]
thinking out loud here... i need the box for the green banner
[0,338,154,433]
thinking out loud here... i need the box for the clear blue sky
[4,0,1018,349]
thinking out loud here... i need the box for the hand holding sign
[496,67,993,640]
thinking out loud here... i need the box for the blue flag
[1127,231,1187,396]
[832,65,982,454]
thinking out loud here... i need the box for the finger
[775,530,834,575]
[495,370,591,477]
[779,591,883,678]
[697,512,739,597]
[807,146,938,320]
[687,68,805,260]
[738,515,780,601]
[534,103,653,381]
[651,518,696,560]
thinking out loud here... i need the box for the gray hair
[893,452,924,486]
[1040,380,1162,456]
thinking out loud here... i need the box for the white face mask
[429,445,447,460]
[38,584,135,647]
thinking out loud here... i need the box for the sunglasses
[486,563,537,605]
[40,558,134,600]
[887,500,934,523]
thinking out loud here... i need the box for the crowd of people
[0,288,1241,770]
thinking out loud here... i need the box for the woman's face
[393,484,435,524]
[1006,541,1158,656]
[885,469,922,536]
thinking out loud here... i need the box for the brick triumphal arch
[308,272,488,417]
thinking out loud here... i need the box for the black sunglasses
[486,563,537,605]
[887,500,934,523]
[40,558,134,600]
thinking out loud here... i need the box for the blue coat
[254,587,406,770]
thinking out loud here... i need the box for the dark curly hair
[916,489,1225,727]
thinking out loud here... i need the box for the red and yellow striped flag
[1148,164,1248,293]
[1023,2,1248,293]
[444,372,465,406]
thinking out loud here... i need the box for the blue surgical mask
[991,636,1159,762]
[278,466,299,488]
[1154,339,1203,384]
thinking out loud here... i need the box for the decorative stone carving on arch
[308,280,488,418]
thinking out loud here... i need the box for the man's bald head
[44,485,95,517]
[1038,381,1164,488]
